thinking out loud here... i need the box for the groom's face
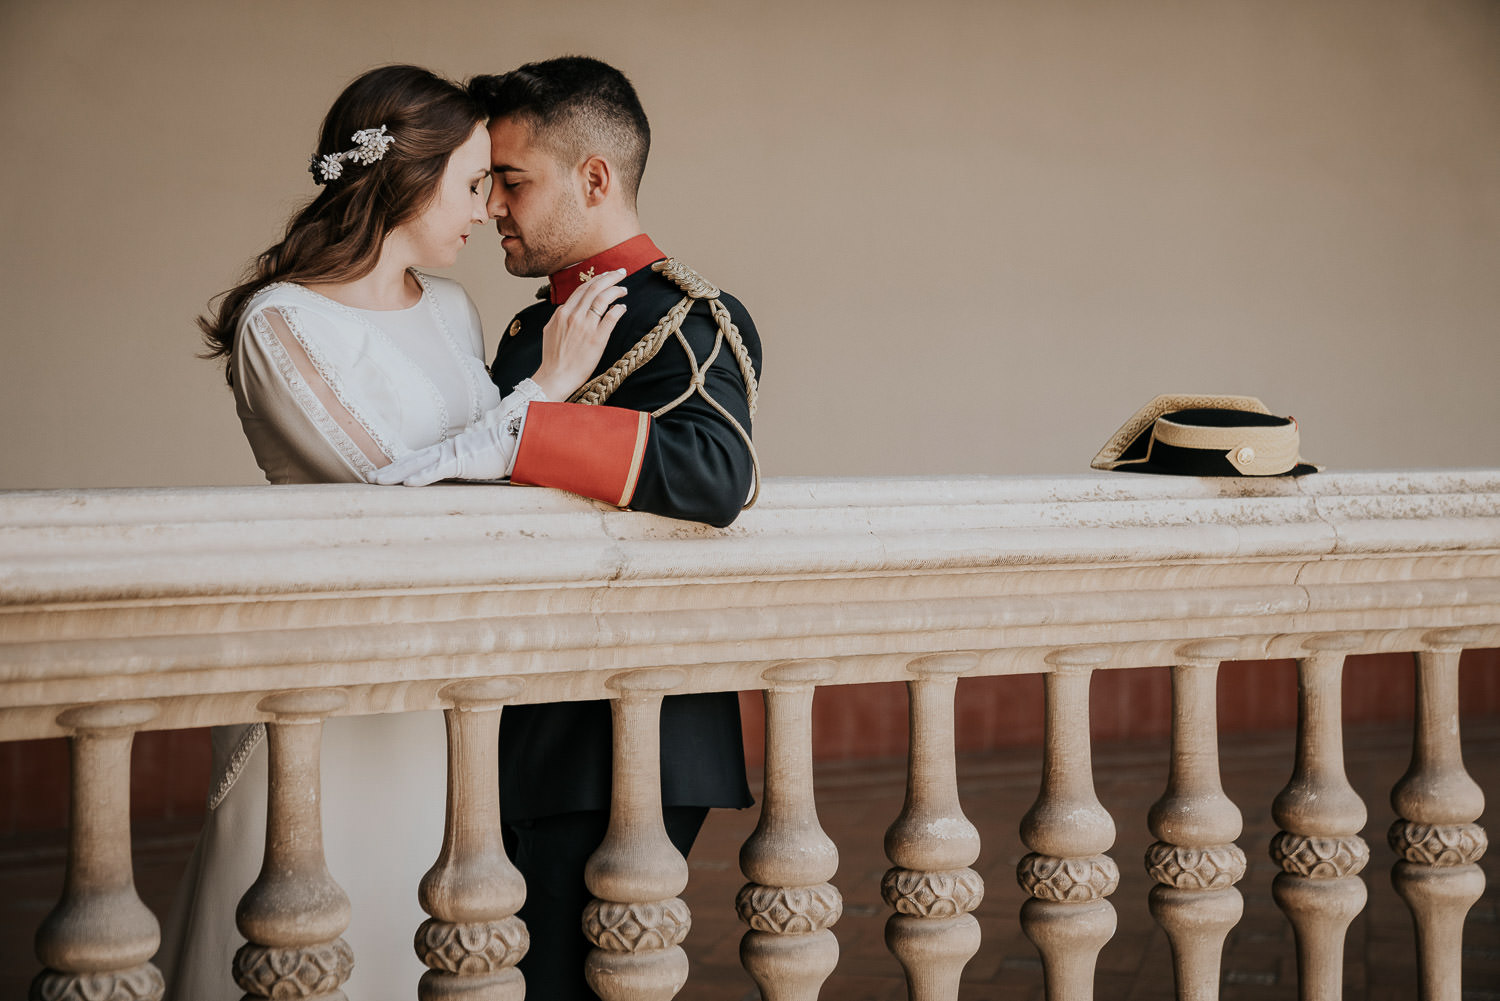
[485,115,587,279]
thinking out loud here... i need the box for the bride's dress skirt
[157,712,447,1000]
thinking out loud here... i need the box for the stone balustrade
[3,471,1498,1000]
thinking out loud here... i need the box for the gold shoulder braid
[569,258,762,508]
[656,257,719,298]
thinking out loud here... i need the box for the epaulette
[651,258,720,300]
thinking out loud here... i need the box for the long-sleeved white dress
[157,273,538,999]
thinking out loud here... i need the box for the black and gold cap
[1092,394,1320,477]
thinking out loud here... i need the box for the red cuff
[512,402,651,507]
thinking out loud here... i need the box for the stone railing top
[4,470,1500,602]
[2,471,1499,738]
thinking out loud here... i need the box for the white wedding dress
[158,273,538,1000]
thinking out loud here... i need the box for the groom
[467,57,760,999]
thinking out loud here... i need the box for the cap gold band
[1151,417,1301,475]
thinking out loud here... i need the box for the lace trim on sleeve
[276,304,406,464]
[252,310,381,478]
[484,376,546,428]
[499,380,546,452]
[207,722,264,810]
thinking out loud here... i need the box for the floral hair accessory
[309,125,396,184]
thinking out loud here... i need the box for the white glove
[373,407,528,486]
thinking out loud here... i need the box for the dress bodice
[231,272,501,484]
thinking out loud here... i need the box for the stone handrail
[3,470,1498,999]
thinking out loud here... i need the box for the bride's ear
[580,155,612,207]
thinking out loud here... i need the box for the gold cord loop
[566,259,761,508]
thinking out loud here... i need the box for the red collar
[548,234,666,305]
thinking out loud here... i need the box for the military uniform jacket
[494,234,761,528]
[489,234,759,819]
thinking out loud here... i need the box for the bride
[160,64,627,998]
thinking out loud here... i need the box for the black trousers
[503,807,709,1001]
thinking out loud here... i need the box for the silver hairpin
[309,124,395,184]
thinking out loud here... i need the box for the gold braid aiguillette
[568,258,761,507]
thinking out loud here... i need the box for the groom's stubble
[488,117,593,279]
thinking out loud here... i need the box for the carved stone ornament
[735,881,844,933]
[1269,831,1370,879]
[233,939,354,998]
[881,866,984,917]
[1016,853,1120,902]
[583,898,692,953]
[29,964,164,1001]
[414,916,529,975]
[1144,842,1247,890]
[1387,821,1489,867]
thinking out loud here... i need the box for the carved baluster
[584,670,693,1001]
[235,690,354,1001]
[1270,634,1369,1000]
[1017,647,1119,1001]
[31,702,164,1001]
[415,679,530,999]
[884,653,984,1001]
[1146,640,1246,1000]
[1389,628,1488,1001]
[737,660,842,1001]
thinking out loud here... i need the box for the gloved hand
[372,414,523,486]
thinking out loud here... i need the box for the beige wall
[2,0,1497,490]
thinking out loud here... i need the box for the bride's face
[395,124,492,269]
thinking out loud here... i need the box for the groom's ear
[580,155,613,207]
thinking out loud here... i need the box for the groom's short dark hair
[469,57,651,205]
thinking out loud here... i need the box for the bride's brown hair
[200,65,484,384]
